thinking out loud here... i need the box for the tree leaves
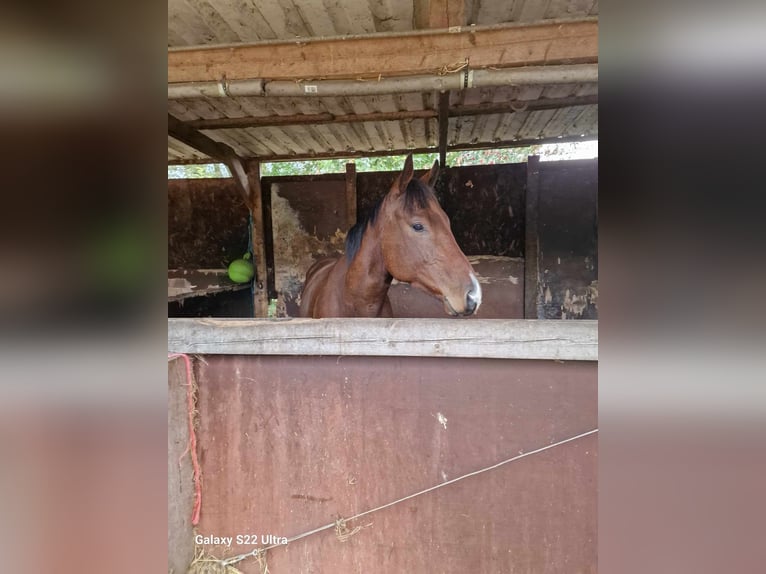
[167,142,597,179]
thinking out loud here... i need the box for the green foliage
[167,142,597,179]
[168,163,230,179]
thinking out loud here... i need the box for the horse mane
[345,178,435,262]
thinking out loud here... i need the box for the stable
[168,2,598,572]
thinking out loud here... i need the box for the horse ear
[393,153,415,196]
[420,159,440,186]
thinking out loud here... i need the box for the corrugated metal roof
[168,1,598,163]
[168,0,599,47]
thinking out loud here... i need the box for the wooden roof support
[438,91,450,168]
[414,0,467,29]
[168,18,598,84]
[181,95,598,131]
[168,114,251,207]
[244,159,269,317]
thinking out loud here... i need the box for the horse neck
[344,222,392,312]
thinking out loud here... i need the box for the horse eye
[412,223,425,232]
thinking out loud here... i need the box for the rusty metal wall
[538,159,598,319]
[192,355,597,573]
[168,178,249,269]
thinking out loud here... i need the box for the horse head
[379,154,481,316]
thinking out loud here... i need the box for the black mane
[345,178,435,262]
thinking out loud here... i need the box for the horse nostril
[465,274,482,314]
[465,291,478,313]
[465,294,476,313]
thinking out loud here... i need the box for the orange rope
[169,353,202,525]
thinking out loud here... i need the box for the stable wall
[167,319,598,573]
[168,158,597,319]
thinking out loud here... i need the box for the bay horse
[299,154,481,318]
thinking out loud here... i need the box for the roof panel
[168,2,597,163]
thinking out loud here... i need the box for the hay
[187,548,242,574]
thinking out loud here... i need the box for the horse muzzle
[443,274,482,316]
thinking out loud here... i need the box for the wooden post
[438,91,450,168]
[345,162,357,227]
[524,155,541,319]
[246,160,270,317]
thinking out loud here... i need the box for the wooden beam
[167,134,597,165]
[168,18,598,84]
[168,114,251,207]
[245,159,269,317]
[168,318,598,361]
[182,95,597,131]
[345,162,357,227]
[414,0,466,29]
[524,155,541,319]
[438,91,450,167]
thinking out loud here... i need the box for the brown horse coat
[299,155,481,318]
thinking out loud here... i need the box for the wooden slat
[519,0,552,21]
[168,19,598,83]
[414,0,467,29]
[167,318,598,360]
[438,91,450,166]
[246,160,269,317]
[524,155,541,319]
[345,162,357,226]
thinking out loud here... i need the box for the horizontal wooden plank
[168,19,598,84]
[167,318,598,360]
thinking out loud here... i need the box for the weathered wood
[345,162,357,227]
[168,114,251,207]
[167,356,196,574]
[168,19,598,84]
[525,155,541,319]
[168,269,249,302]
[182,95,597,130]
[414,0,466,29]
[167,318,598,361]
[245,160,269,317]
[438,91,450,167]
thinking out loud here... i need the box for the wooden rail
[168,318,597,361]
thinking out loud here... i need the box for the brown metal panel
[193,355,597,573]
